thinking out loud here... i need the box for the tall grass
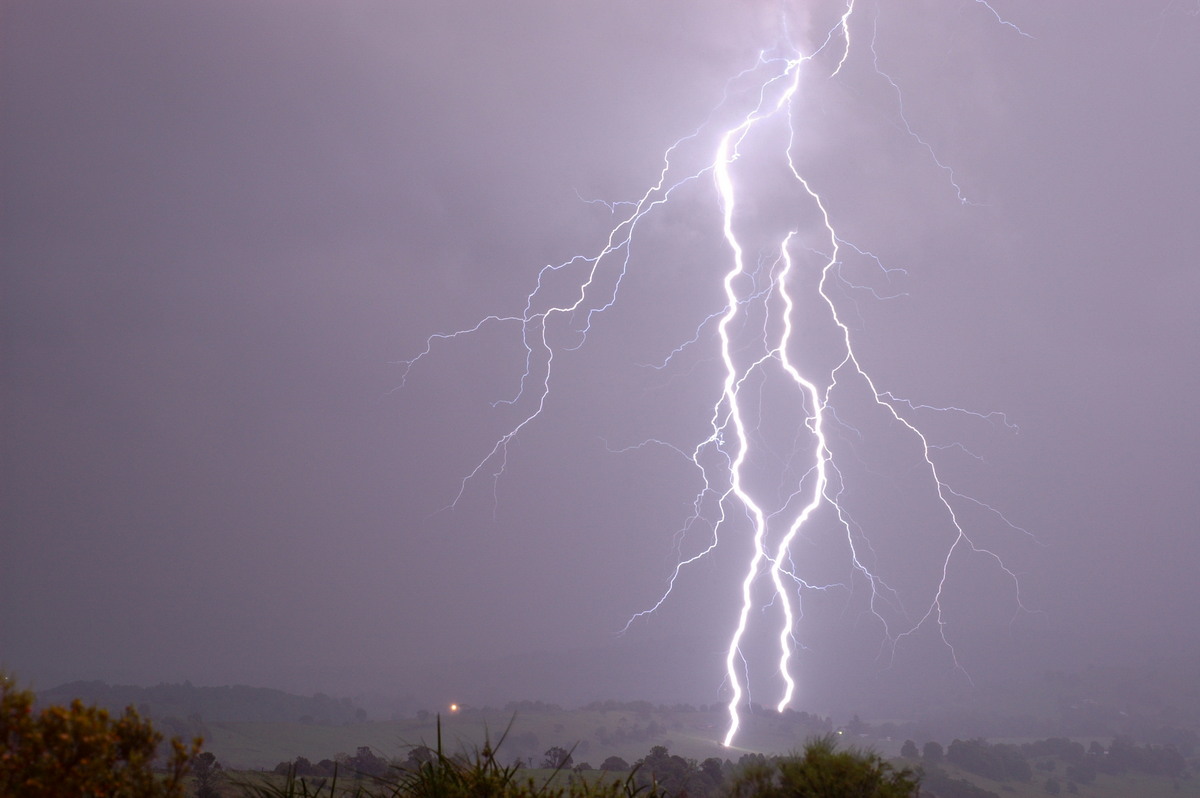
[234,716,665,798]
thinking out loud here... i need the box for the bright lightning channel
[398,1,1032,748]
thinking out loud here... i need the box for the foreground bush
[727,735,920,798]
[0,673,199,797]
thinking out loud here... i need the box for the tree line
[897,733,1191,796]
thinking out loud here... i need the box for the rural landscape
[5,657,1199,797]
[4,2,1198,797]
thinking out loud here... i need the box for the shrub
[0,672,199,797]
[728,735,920,798]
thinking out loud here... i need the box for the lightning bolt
[398,1,1034,747]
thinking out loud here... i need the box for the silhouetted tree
[636,745,707,796]
[542,746,573,769]
[350,745,388,777]
[191,751,223,798]
[700,756,725,787]
[403,745,435,771]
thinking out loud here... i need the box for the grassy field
[202,706,828,770]
[199,707,1199,798]
[217,752,1200,798]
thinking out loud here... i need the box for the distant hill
[37,680,365,725]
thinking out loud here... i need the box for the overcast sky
[2,1,1198,712]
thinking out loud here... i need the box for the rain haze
[2,0,1198,724]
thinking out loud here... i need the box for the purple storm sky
[2,1,1198,711]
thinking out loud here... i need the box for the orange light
[449,703,459,712]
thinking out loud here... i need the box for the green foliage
[0,672,199,797]
[633,744,721,797]
[726,735,919,798]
